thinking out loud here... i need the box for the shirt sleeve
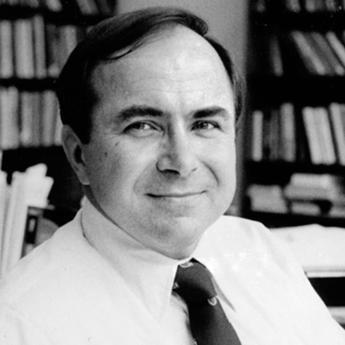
[0,304,54,345]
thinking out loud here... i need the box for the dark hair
[56,7,243,143]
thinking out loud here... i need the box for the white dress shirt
[0,198,344,345]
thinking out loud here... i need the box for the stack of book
[284,173,345,216]
[0,164,53,278]
[247,173,345,217]
[0,0,114,15]
[0,18,83,79]
[0,88,61,149]
[250,103,345,165]
[247,184,289,213]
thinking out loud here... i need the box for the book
[61,26,79,58]
[269,35,284,76]
[328,103,345,165]
[281,103,296,161]
[285,0,302,12]
[253,0,267,12]
[0,87,20,149]
[302,107,323,164]
[19,92,34,146]
[284,173,345,201]
[54,115,63,145]
[314,107,337,164]
[289,31,327,75]
[32,15,46,78]
[0,20,14,78]
[14,19,35,78]
[290,172,342,188]
[94,0,113,15]
[247,184,288,213]
[309,32,345,76]
[325,32,345,70]
[74,0,98,14]
[41,90,58,146]
[45,24,60,77]
[290,200,321,215]
[268,108,280,160]
[324,0,338,11]
[251,110,264,161]
[31,92,41,146]
[303,0,319,12]
[262,108,272,160]
[45,0,63,12]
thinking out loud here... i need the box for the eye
[192,120,220,131]
[124,121,161,136]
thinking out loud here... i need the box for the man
[0,7,344,345]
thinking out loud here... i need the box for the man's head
[58,7,242,259]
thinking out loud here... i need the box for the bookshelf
[0,0,115,211]
[243,0,345,228]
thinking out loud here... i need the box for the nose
[156,130,198,178]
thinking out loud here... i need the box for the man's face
[80,26,236,259]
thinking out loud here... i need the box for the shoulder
[200,215,273,252]
[0,212,89,306]
[195,215,299,275]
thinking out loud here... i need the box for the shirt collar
[80,198,189,319]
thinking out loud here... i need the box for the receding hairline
[88,24,233,99]
[56,7,242,143]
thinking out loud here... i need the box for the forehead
[90,26,233,109]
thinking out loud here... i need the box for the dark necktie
[174,258,242,345]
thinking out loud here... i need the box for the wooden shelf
[244,210,345,228]
[245,160,345,184]
[0,78,57,91]
[253,11,345,31]
[248,75,345,106]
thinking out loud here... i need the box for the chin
[149,215,215,257]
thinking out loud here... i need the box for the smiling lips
[148,191,205,198]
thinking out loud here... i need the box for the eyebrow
[116,106,164,123]
[115,105,230,124]
[193,107,229,119]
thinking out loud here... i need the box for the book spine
[315,107,337,164]
[302,106,323,164]
[329,103,345,165]
[279,102,296,162]
[0,21,14,78]
[251,110,264,161]
[309,32,345,75]
[289,31,327,75]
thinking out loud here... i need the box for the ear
[62,125,90,186]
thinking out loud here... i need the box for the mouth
[147,191,205,199]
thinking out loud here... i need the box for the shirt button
[173,282,179,290]
[180,261,193,268]
[208,296,218,306]
[193,339,198,345]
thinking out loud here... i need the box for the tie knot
[174,259,216,305]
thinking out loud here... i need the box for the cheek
[204,139,236,180]
[88,143,154,196]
